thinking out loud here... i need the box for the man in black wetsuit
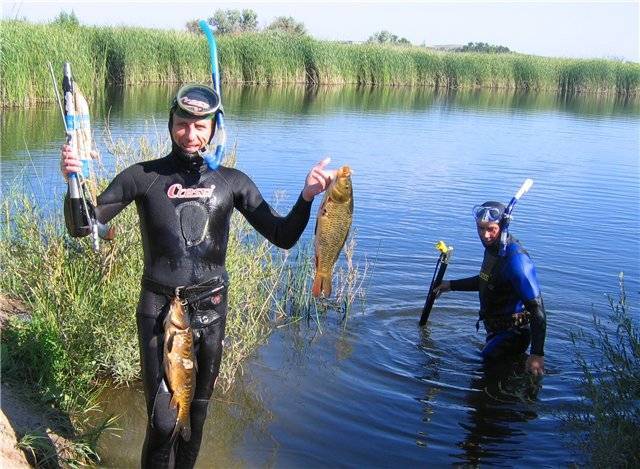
[60,84,335,468]
[436,202,546,376]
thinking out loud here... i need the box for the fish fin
[170,421,181,443]
[312,273,331,298]
[312,273,322,298]
[322,276,332,297]
[169,393,179,409]
[181,418,192,442]
[166,332,175,352]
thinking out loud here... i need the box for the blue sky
[3,1,639,61]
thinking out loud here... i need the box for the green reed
[274,234,369,326]
[563,273,640,467]
[3,20,638,107]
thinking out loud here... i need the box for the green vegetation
[200,9,259,35]
[564,273,639,467]
[1,20,638,107]
[367,30,411,46]
[456,42,511,53]
[266,16,307,35]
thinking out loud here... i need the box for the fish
[312,165,354,298]
[163,296,197,441]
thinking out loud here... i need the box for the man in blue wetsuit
[436,201,546,376]
[60,84,336,468]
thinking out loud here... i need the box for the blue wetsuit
[450,236,546,360]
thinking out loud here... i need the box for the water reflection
[454,358,541,465]
[3,84,637,161]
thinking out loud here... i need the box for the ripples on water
[1,86,638,466]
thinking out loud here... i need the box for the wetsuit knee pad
[150,390,179,439]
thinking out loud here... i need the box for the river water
[1,85,638,467]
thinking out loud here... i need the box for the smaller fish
[163,297,197,441]
[312,165,354,298]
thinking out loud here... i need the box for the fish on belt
[312,165,354,298]
[163,296,197,441]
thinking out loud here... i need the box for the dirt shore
[1,296,71,467]
[1,383,40,468]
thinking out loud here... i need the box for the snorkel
[498,179,534,256]
[198,19,227,170]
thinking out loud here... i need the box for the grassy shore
[2,20,638,107]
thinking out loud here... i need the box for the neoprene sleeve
[450,275,480,291]
[524,296,546,356]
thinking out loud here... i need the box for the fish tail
[312,273,331,298]
[180,415,192,441]
[170,405,192,442]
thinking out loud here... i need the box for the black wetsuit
[450,236,546,360]
[65,147,311,468]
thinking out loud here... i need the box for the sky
[3,0,639,61]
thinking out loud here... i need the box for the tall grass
[563,273,639,467]
[2,20,638,107]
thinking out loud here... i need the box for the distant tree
[367,30,411,46]
[185,19,200,34]
[208,9,259,35]
[456,42,511,53]
[240,9,258,32]
[266,16,307,35]
[51,10,80,27]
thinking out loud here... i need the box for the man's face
[171,115,213,153]
[477,221,501,247]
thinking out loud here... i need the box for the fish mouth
[338,166,351,177]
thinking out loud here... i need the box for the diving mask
[172,84,221,119]
[472,204,505,223]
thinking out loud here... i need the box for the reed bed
[2,20,638,107]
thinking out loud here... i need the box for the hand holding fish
[302,157,337,202]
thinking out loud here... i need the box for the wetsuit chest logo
[167,183,215,199]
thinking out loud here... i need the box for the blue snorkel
[198,19,226,170]
[499,179,534,256]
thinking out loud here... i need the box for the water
[1,85,638,466]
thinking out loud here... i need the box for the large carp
[163,297,197,441]
[312,165,354,298]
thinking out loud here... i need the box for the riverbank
[0,296,73,468]
[2,20,638,107]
